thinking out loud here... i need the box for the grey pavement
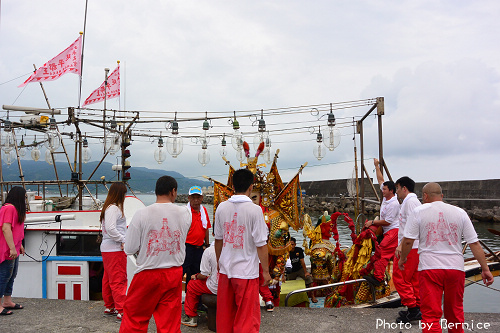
[1,298,499,333]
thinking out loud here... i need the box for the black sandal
[0,308,13,315]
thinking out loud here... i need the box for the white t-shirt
[100,204,127,252]
[397,193,421,249]
[379,185,400,234]
[214,195,268,279]
[404,201,479,271]
[200,246,218,295]
[125,202,192,274]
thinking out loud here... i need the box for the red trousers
[102,251,127,313]
[184,278,213,317]
[373,228,398,281]
[393,248,420,308]
[258,263,273,303]
[217,273,260,333]
[120,266,183,333]
[420,269,465,333]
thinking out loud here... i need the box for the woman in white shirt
[100,182,128,320]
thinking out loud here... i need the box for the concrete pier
[1,298,499,332]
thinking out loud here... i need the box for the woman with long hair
[100,182,128,320]
[0,186,27,315]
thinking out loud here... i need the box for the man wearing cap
[183,186,211,288]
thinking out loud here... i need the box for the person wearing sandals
[0,187,27,316]
[100,182,128,320]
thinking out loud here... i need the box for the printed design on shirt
[425,212,459,246]
[146,217,181,256]
[223,212,245,249]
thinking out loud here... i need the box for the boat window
[57,234,101,256]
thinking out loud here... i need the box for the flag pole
[103,68,109,154]
[78,0,89,112]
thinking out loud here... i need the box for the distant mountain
[1,160,210,194]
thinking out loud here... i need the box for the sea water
[136,194,500,313]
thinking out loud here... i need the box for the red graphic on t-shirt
[224,212,245,249]
[425,212,459,246]
[146,217,181,256]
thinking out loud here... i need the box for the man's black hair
[233,168,254,193]
[383,180,396,194]
[395,176,416,193]
[155,175,178,196]
[290,237,297,243]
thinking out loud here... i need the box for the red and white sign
[19,35,82,87]
[82,64,120,106]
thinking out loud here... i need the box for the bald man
[399,182,494,333]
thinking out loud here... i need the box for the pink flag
[82,64,120,107]
[19,35,82,87]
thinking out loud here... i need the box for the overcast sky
[1,1,499,189]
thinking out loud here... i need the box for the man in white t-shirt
[393,176,422,323]
[181,244,218,328]
[120,176,192,333]
[214,168,271,333]
[363,158,400,286]
[400,182,494,333]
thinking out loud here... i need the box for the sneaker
[197,303,208,314]
[116,313,123,321]
[362,275,382,286]
[265,302,274,312]
[104,308,118,315]
[181,314,198,327]
[396,309,422,323]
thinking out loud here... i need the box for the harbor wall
[300,178,500,222]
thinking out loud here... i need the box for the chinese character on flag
[18,35,82,87]
[82,63,120,106]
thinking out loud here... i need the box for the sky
[1,1,499,188]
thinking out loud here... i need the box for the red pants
[184,278,213,317]
[120,266,183,333]
[420,269,465,333]
[217,273,260,333]
[102,251,127,313]
[373,228,398,281]
[393,249,420,308]
[258,263,273,303]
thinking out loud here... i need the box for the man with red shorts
[215,168,272,333]
[363,158,400,286]
[393,176,422,323]
[120,176,191,333]
[400,182,494,333]
[181,243,218,327]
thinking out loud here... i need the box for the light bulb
[253,132,269,154]
[231,129,244,151]
[18,147,26,157]
[31,146,41,162]
[324,127,341,151]
[264,148,272,164]
[45,149,54,165]
[313,142,326,161]
[236,148,245,162]
[4,150,16,165]
[167,134,183,158]
[219,146,227,157]
[44,118,61,152]
[154,147,167,164]
[82,147,92,163]
[106,132,121,155]
[1,122,15,153]
[198,148,210,166]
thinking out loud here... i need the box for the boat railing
[284,278,375,306]
[462,240,500,262]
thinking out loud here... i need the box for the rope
[465,278,500,293]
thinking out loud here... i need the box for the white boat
[13,194,145,300]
